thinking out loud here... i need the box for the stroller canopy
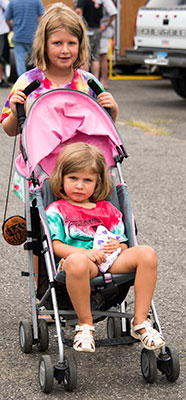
[15,89,125,182]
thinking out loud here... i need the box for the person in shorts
[75,0,103,79]
[99,0,117,89]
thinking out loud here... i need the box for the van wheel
[171,78,186,99]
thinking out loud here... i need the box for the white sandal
[130,318,165,350]
[73,324,95,353]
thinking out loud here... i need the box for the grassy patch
[125,119,169,136]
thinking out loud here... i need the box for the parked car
[125,0,186,99]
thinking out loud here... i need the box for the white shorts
[99,37,110,55]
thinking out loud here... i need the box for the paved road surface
[0,77,185,399]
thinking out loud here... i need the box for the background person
[100,0,117,89]
[5,0,44,77]
[0,0,10,87]
[75,0,103,79]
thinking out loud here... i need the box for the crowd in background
[0,0,117,88]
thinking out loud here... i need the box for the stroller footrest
[64,336,138,348]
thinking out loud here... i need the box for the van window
[146,0,186,7]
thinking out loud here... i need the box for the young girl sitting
[46,142,165,353]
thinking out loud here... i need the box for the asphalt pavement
[0,76,185,399]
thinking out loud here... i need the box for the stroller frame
[16,85,179,393]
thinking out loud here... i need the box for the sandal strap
[131,319,165,349]
[132,320,150,332]
[75,324,95,332]
[74,324,95,352]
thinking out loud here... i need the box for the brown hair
[33,3,89,71]
[50,142,113,202]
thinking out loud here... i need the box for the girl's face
[46,28,79,71]
[63,169,97,204]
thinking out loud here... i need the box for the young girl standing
[1,3,118,141]
[0,3,118,321]
[46,142,165,353]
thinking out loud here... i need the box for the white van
[126,0,186,99]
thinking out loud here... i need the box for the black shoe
[0,80,10,88]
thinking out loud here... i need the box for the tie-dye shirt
[46,198,127,266]
[0,67,98,122]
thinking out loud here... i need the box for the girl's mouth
[59,57,70,61]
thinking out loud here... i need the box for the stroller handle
[16,79,41,132]
[88,79,111,116]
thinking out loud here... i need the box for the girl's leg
[109,245,157,326]
[63,253,98,326]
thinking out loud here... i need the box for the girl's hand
[102,239,121,254]
[97,92,119,122]
[9,89,26,118]
[85,248,106,265]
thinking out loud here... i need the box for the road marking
[109,74,162,80]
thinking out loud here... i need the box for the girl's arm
[97,92,119,122]
[53,240,106,264]
[2,89,26,136]
[2,112,19,136]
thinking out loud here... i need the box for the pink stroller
[14,81,179,393]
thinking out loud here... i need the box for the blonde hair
[50,142,113,202]
[33,3,89,71]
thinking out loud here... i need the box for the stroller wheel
[63,354,77,392]
[141,348,158,383]
[37,319,49,352]
[39,355,54,393]
[107,317,122,338]
[19,320,33,353]
[157,346,180,382]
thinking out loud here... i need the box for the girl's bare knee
[65,253,89,276]
[140,245,157,269]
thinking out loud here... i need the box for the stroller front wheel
[141,348,158,383]
[19,320,33,353]
[39,355,54,393]
[63,354,77,392]
[157,346,180,382]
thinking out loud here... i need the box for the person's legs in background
[13,42,32,77]
[99,37,110,89]
[88,29,101,79]
[0,33,9,87]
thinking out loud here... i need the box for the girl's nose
[76,180,83,188]
[61,44,68,53]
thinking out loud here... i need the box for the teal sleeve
[47,211,65,243]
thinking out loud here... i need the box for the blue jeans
[13,42,32,77]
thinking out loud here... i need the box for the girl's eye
[85,178,92,182]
